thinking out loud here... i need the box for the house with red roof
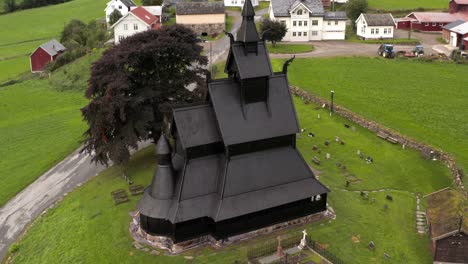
[111,6,161,44]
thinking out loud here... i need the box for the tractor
[377,44,395,58]
[412,45,424,56]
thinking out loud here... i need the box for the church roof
[139,147,329,223]
[172,104,221,149]
[208,75,300,146]
[226,42,273,79]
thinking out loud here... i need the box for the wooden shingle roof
[176,2,224,15]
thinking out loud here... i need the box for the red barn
[30,39,66,73]
[396,12,468,31]
[449,0,468,14]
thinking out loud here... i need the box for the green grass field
[0,51,101,207]
[0,56,30,83]
[368,0,447,10]
[0,0,107,82]
[267,43,315,54]
[0,80,87,206]
[7,96,452,263]
[271,57,468,185]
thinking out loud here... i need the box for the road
[0,142,150,261]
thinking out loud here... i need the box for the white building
[224,0,258,7]
[105,0,137,23]
[355,13,396,40]
[111,7,161,44]
[270,0,347,41]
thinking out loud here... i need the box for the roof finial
[282,56,295,74]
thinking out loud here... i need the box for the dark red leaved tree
[81,25,208,168]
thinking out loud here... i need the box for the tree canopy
[81,25,208,166]
[142,0,163,5]
[109,9,123,26]
[259,18,287,46]
[346,0,368,25]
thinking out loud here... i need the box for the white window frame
[134,23,138,30]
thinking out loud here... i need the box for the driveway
[0,142,151,261]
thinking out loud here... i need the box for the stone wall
[290,86,465,191]
[182,23,225,36]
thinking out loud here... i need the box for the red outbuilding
[30,39,66,73]
[449,0,468,14]
[396,12,468,31]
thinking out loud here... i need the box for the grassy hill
[0,0,107,82]
[0,51,101,207]
[271,57,468,184]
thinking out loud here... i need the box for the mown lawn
[267,43,314,54]
[0,51,101,207]
[0,0,107,81]
[0,81,87,207]
[367,0,447,10]
[8,97,452,263]
[0,56,29,83]
[271,57,468,186]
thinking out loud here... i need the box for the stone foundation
[181,23,225,37]
[129,208,334,254]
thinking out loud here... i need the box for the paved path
[0,142,151,261]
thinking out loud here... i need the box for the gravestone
[368,241,375,251]
[298,230,308,250]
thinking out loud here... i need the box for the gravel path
[0,142,151,261]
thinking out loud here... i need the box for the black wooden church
[137,0,329,243]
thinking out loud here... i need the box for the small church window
[297,10,303,15]
[134,23,139,30]
[118,5,122,9]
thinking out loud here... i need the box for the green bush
[9,243,20,254]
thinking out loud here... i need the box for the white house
[355,13,396,40]
[224,0,258,7]
[111,6,161,44]
[270,0,347,41]
[105,0,136,23]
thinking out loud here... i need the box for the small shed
[442,20,465,43]
[355,13,395,40]
[425,188,468,264]
[445,21,468,48]
[176,1,225,36]
[30,39,66,73]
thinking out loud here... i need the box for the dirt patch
[351,235,361,243]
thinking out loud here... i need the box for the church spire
[236,0,259,44]
[150,134,174,199]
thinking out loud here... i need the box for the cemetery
[6,95,454,263]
